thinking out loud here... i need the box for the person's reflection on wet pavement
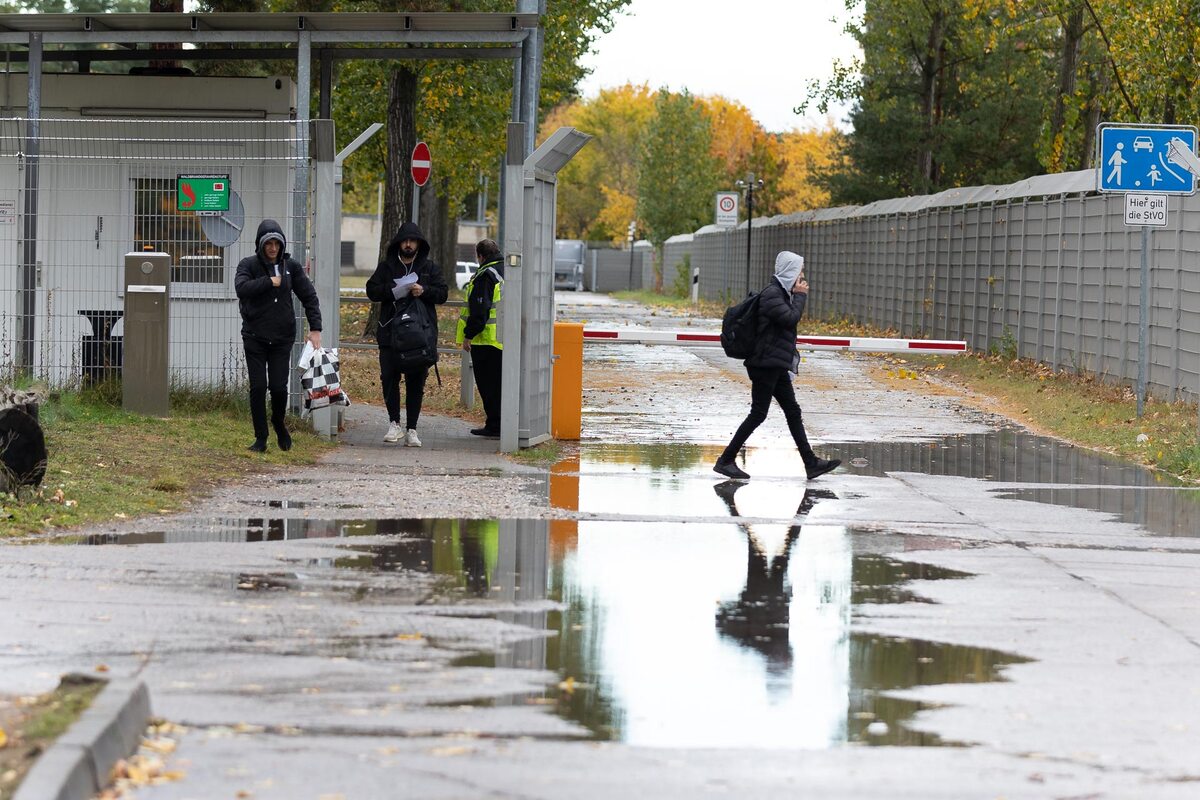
[712,481,837,681]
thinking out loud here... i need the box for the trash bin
[551,322,583,439]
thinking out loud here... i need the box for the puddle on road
[78,503,1026,748]
[560,431,1200,537]
[409,509,1024,748]
[993,486,1200,537]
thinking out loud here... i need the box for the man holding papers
[365,221,448,446]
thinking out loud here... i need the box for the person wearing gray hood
[235,219,322,453]
[714,251,840,481]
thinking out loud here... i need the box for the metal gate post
[499,123,525,453]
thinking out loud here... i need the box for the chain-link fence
[0,117,304,392]
[671,170,1200,403]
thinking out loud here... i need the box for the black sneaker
[247,439,268,453]
[805,458,841,481]
[713,459,750,480]
[274,424,292,452]
[470,427,501,439]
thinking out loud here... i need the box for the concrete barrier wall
[652,171,1200,403]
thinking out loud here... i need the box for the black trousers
[720,366,817,467]
[378,347,429,430]
[469,344,502,432]
[243,336,291,441]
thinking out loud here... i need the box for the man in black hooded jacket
[235,219,322,453]
[365,221,449,446]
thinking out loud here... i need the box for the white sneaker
[383,422,402,443]
[404,428,422,447]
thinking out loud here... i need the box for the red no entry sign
[411,141,431,186]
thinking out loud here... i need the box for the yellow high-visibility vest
[455,263,503,348]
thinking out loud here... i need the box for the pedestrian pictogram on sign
[1097,123,1197,195]
[411,142,431,187]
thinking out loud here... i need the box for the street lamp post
[735,173,764,295]
[627,220,637,290]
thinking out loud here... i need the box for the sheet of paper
[392,272,418,299]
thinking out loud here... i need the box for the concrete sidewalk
[3,305,1199,798]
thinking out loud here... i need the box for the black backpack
[720,291,761,359]
[379,297,438,369]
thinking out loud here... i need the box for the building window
[132,176,225,284]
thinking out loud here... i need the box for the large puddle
[563,432,1200,537]
[76,425,1197,746]
[83,500,1027,748]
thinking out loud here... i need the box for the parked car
[554,239,586,292]
[455,261,477,290]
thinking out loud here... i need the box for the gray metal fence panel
[520,173,555,445]
[655,168,1200,402]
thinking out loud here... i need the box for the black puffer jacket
[365,221,449,344]
[746,279,806,371]
[234,219,322,344]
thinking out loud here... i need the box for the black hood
[386,221,430,266]
[254,219,288,258]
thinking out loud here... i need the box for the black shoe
[713,459,750,480]
[470,427,501,439]
[274,423,292,452]
[247,439,268,453]
[805,458,841,481]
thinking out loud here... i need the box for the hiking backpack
[720,291,761,359]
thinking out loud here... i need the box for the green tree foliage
[637,89,718,288]
[543,83,655,241]
[2,0,145,10]
[804,0,1200,204]
[808,0,1049,204]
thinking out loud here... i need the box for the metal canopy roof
[0,12,537,34]
[0,12,537,45]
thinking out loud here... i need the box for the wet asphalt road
[2,291,1200,798]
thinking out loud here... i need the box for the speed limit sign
[715,191,738,227]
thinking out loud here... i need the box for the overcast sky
[577,0,862,133]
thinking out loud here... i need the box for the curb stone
[14,675,152,800]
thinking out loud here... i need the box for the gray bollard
[459,349,475,409]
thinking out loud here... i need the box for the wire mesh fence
[0,117,305,393]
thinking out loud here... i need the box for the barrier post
[552,322,584,439]
[459,349,475,409]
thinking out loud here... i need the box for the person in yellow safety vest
[456,238,504,438]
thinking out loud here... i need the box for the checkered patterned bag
[298,347,350,415]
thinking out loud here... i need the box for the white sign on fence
[0,199,14,225]
[715,191,738,227]
[1124,193,1168,227]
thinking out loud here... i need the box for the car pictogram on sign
[1133,136,1154,152]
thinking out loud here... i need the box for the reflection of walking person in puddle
[712,481,836,678]
[1106,143,1126,185]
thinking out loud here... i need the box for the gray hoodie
[774,251,804,292]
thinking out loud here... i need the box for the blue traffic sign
[1097,124,1198,194]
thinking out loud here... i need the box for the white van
[455,261,477,290]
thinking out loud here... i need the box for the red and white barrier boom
[581,328,967,355]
